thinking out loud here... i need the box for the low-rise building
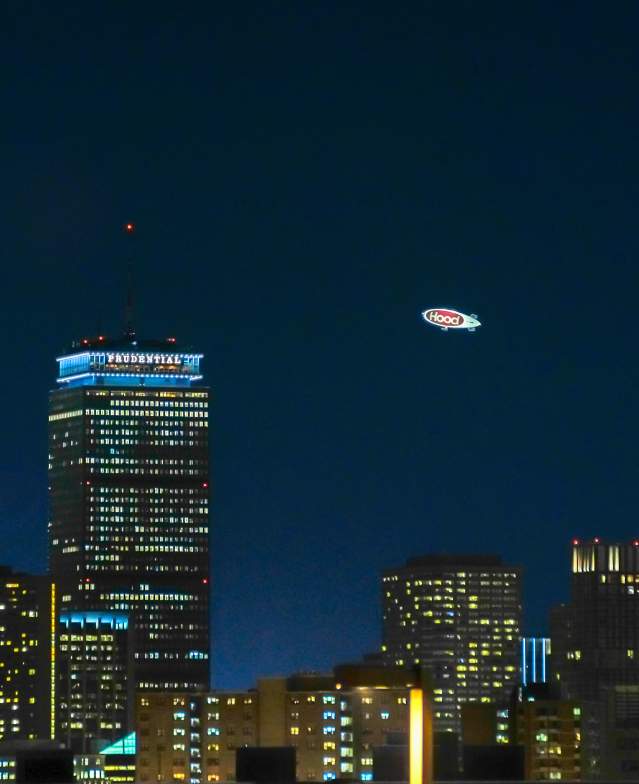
[136,665,429,784]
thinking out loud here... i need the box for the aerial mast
[123,222,136,341]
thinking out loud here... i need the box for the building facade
[136,668,424,784]
[512,684,581,780]
[56,611,133,753]
[48,333,210,693]
[551,540,639,778]
[0,568,53,742]
[598,685,639,779]
[381,555,521,739]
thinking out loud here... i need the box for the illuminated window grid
[381,560,521,737]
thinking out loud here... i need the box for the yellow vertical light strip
[409,688,423,784]
[50,582,56,739]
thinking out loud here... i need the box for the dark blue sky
[3,2,639,688]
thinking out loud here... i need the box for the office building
[48,332,210,692]
[381,555,521,738]
[56,611,133,753]
[551,540,639,777]
[0,568,53,742]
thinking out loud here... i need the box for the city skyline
[5,2,639,692]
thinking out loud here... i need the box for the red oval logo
[425,309,464,327]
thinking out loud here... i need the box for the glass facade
[48,336,210,693]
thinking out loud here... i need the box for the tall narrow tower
[48,333,210,692]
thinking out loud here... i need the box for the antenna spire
[123,223,136,340]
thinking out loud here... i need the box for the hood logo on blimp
[422,308,481,332]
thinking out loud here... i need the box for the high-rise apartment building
[551,539,639,778]
[48,333,210,692]
[381,555,521,738]
[0,568,53,742]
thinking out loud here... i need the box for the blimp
[422,308,481,332]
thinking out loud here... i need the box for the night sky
[4,2,639,689]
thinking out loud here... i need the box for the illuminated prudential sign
[106,352,183,366]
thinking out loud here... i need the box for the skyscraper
[48,332,210,692]
[381,555,521,739]
[551,539,639,778]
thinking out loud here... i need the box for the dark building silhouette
[236,747,296,783]
[48,332,210,693]
[551,540,639,777]
[462,744,524,780]
[0,569,52,741]
[0,740,73,784]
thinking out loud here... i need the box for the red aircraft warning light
[572,539,580,546]
[124,222,135,233]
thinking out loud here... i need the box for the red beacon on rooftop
[633,540,639,547]
[572,539,580,546]
[593,537,601,544]
[124,222,135,233]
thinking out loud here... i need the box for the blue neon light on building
[521,637,550,686]
[59,611,129,630]
[56,346,204,388]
